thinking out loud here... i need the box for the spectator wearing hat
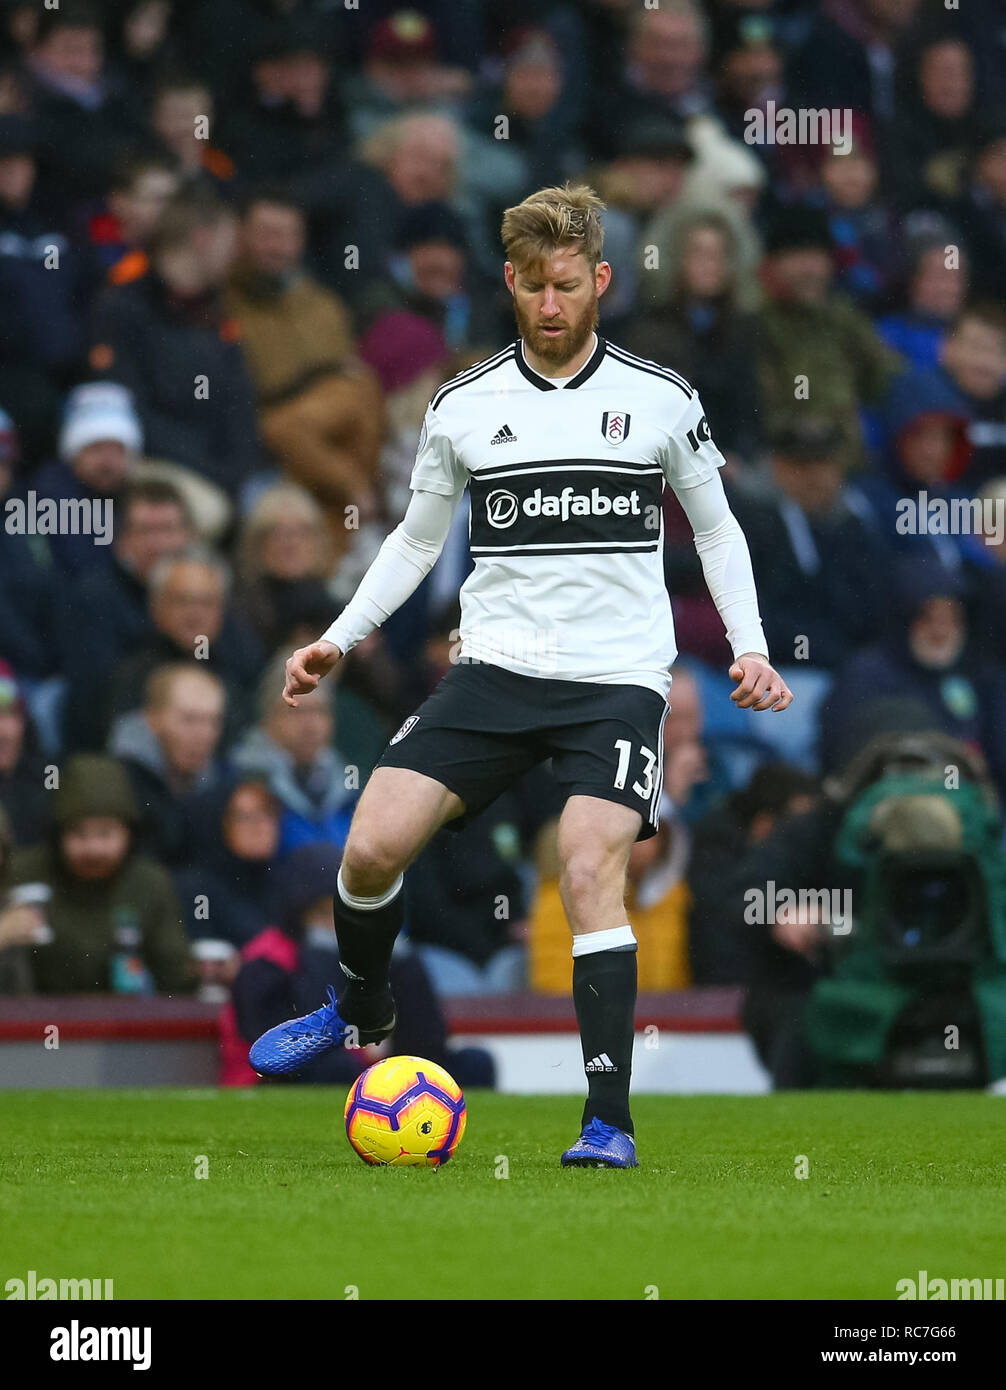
[593,113,696,328]
[730,418,890,672]
[217,20,346,186]
[89,183,261,499]
[344,9,472,144]
[880,302,1006,488]
[0,661,49,847]
[29,382,142,577]
[223,188,385,548]
[173,776,284,950]
[2,753,191,995]
[226,840,495,1088]
[753,206,904,467]
[820,560,1006,800]
[0,113,91,458]
[359,200,502,351]
[466,27,583,191]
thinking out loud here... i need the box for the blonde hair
[501,183,606,271]
[238,483,331,581]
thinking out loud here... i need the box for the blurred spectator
[60,477,193,750]
[787,0,922,131]
[0,408,62,681]
[232,483,334,655]
[0,661,49,846]
[1,753,190,994]
[148,71,235,189]
[223,188,384,541]
[812,134,903,309]
[343,9,472,143]
[821,562,1006,796]
[881,302,1006,487]
[217,21,344,185]
[961,476,1006,667]
[103,545,263,743]
[688,762,821,986]
[90,182,260,497]
[231,655,357,854]
[852,393,972,582]
[111,663,228,867]
[731,418,889,671]
[467,27,582,190]
[227,842,495,1088]
[30,382,142,576]
[588,0,712,159]
[87,151,180,281]
[875,232,969,371]
[23,1,145,207]
[360,199,500,351]
[625,208,762,460]
[890,34,979,205]
[174,776,283,948]
[754,206,904,466]
[0,113,90,457]
[948,114,1006,303]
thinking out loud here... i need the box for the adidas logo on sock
[585,1053,618,1072]
[490,424,517,445]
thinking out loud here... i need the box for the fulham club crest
[601,411,631,445]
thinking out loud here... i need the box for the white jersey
[410,334,728,698]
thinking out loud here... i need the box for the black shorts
[377,661,669,841]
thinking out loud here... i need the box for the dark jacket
[90,270,261,496]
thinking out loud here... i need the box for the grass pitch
[1,1089,1003,1300]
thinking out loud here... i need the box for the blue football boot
[561,1117,638,1168]
[248,978,396,1077]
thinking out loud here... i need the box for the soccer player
[250,185,793,1167]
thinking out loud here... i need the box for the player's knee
[559,852,607,915]
[341,833,403,898]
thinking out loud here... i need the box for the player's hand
[728,654,793,712]
[283,640,342,707]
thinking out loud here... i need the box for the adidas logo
[585,1053,618,1073]
[490,424,517,445]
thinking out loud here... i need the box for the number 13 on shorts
[613,738,657,799]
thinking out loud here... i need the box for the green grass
[1,1089,1003,1300]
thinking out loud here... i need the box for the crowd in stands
[2,0,1006,1085]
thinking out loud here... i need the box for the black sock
[572,945,637,1135]
[333,871,403,1011]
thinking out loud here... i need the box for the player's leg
[556,794,642,1168]
[331,767,464,1038]
[248,766,463,1075]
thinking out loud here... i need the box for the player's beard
[514,294,599,367]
